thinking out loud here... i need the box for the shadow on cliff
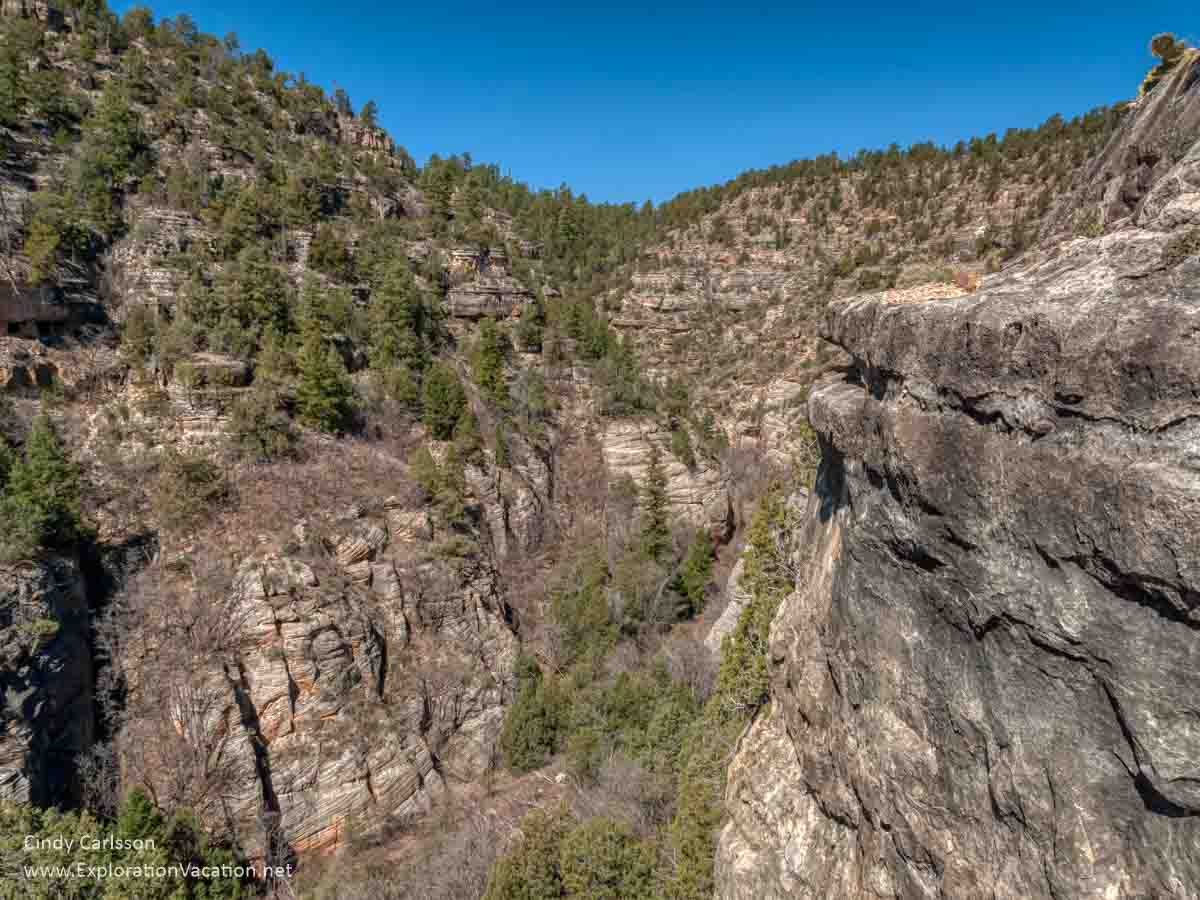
[814,436,847,524]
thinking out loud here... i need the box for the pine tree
[498,654,561,773]
[423,161,456,231]
[307,224,352,279]
[0,413,84,559]
[297,276,354,341]
[471,317,509,407]
[483,805,571,900]
[559,817,656,899]
[494,423,510,468]
[295,335,355,433]
[640,444,672,562]
[228,384,297,462]
[515,298,545,352]
[0,440,13,492]
[421,362,466,440]
[116,788,164,841]
[368,260,427,373]
[214,245,292,354]
[676,529,714,617]
[359,99,379,128]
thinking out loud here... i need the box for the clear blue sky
[111,0,1192,205]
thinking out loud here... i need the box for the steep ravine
[714,65,1200,896]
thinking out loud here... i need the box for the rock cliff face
[607,108,1124,464]
[113,482,518,858]
[445,247,534,320]
[599,419,733,535]
[717,59,1200,899]
[0,556,93,807]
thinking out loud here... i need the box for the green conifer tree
[0,414,84,558]
[0,440,13,492]
[471,317,509,408]
[483,805,571,900]
[295,335,355,433]
[676,529,714,617]
[368,260,427,373]
[421,362,467,440]
[640,444,672,562]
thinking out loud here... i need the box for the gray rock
[0,557,93,807]
[718,86,1200,898]
[705,557,751,654]
[1041,50,1200,242]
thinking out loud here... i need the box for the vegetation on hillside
[0,5,1171,900]
[483,484,801,899]
[0,414,86,562]
[0,788,254,899]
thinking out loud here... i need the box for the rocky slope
[607,106,1124,461]
[716,52,1200,899]
[0,2,734,865]
[109,467,519,857]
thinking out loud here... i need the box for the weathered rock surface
[445,246,534,320]
[705,557,750,654]
[717,91,1200,897]
[115,499,518,858]
[1042,49,1200,242]
[600,419,733,536]
[0,557,93,807]
[705,486,808,654]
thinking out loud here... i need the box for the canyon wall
[717,55,1200,899]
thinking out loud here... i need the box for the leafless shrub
[76,742,120,818]
[661,630,718,703]
[297,808,503,900]
[96,556,257,824]
[571,755,675,838]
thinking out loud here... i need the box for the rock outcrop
[445,247,533,320]
[1041,48,1200,242]
[717,62,1200,900]
[600,419,733,536]
[116,498,518,858]
[0,557,93,807]
[607,107,1124,467]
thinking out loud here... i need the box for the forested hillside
[1,3,1187,899]
[606,105,1127,463]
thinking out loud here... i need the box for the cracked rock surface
[716,59,1200,899]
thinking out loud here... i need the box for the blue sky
[111,1,1193,204]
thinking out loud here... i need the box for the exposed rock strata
[116,502,518,858]
[600,419,733,536]
[1042,49,1200,241]
[717,70,1200,898]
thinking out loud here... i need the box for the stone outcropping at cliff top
[716,58,1200,899]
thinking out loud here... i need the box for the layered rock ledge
[716,89,1200,896]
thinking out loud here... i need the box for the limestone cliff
[607,106,1125,464]
[108,466,519,858]
[717,55,1200,899]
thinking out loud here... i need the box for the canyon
[0,4,1198,898]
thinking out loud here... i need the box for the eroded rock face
[717,109,1200,897]
[600,419,733,536]
[445,247,533,320]
[0,557,93,807]
[1041,50,1200,241]
[116,504,517,858]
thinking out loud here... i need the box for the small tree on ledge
[1141,33,1190,96]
